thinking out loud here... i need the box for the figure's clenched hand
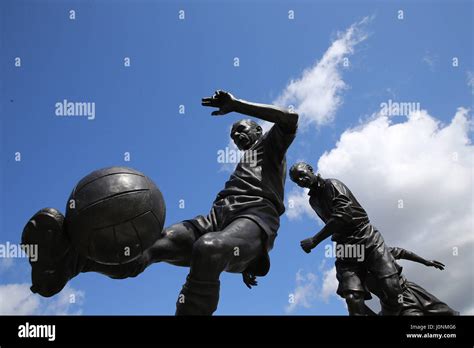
[300,237,317,254]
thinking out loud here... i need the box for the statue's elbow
[288,112,299,131]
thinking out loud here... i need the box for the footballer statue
[289,162,403,315]
[22,90,298,316]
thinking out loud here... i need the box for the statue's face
[291,164,316,188]
[231,120,262,151]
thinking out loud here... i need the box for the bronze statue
[22,90,298,316]
[289,162,403,315]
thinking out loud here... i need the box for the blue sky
[1,0,472,315]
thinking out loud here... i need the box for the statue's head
[289,162,318,188]
[230,119,262,150]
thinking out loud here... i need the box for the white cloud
[274,17,371,129]
[464,305,474,315]
[285,269,318,313]
[286,264,345,313]
[0,257,14,274]
[290,107,473,314]
[286,188,315,221]
[319,266,338,303]
[220,17,371,172]
[0,283,85,315]
[467,71,474,95]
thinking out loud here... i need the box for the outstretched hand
[300,237,317,254]
[425,260,445,270]
[242,271,258,289]
[201,90,236,116]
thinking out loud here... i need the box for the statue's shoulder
[326,178,350,196]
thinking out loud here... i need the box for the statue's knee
[345,291,363,306]
[192,235,226,259]
[162,222,195,245]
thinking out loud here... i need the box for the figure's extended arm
[300,219,346,253]
[390,247,445,270]
[202,90,298,132]
[231,97,298,131]
[301,187,354,253]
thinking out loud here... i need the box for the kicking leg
[146,221,198,267]
[22,208,84,297]
[24,207,200,293]
[83,221,199,278]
